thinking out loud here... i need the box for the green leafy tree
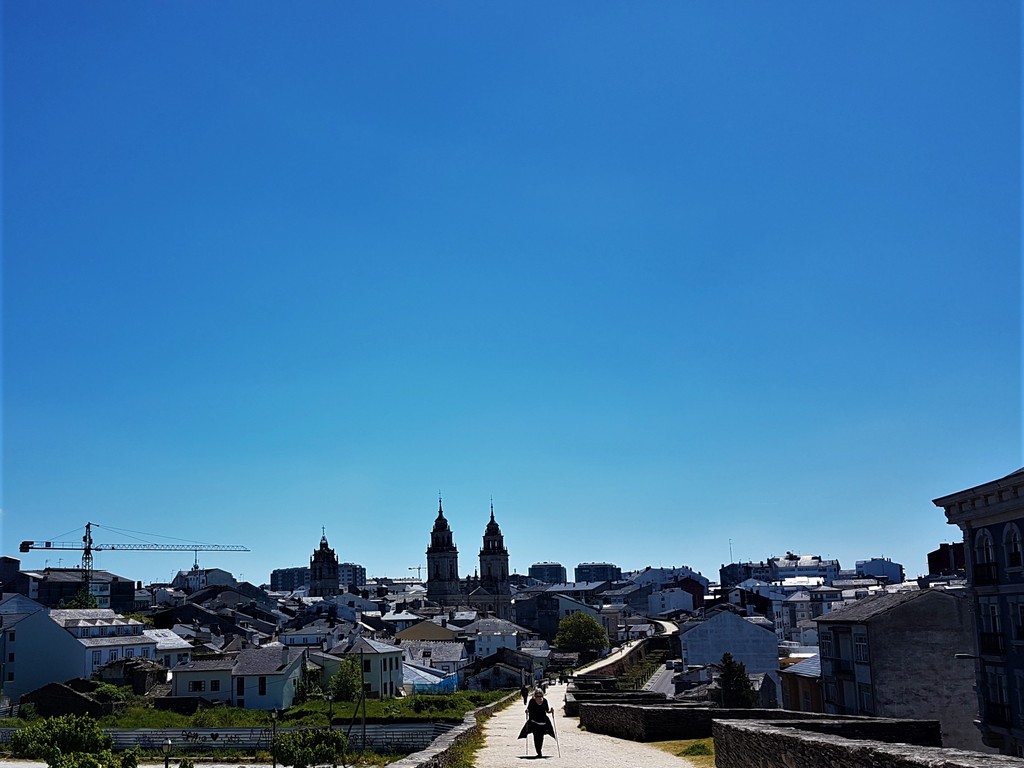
[554,612,608,653]
[328,656,363,702]
[10,712,116,765]
[718,652,759,708]
[274,728,347,768]
[64,590,99,609]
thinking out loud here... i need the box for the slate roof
[144,629,194,651]
[233,646,304,675]
[815,587,932,624]
[399,641,467,663]
[173,658,235,672]
[461,618,530,635]
[781,654,821,678]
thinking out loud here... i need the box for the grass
[648,737,715,768]
[85,690,511,729]
[441,692,519,768]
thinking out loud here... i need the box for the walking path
[473,684,695,768]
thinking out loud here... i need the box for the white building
[678,608,779,675]
[171,644,304,710]
[49,609,157,677]
[648,587,696,616]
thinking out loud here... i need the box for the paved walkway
[473,684,695,768]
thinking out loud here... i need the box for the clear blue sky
[3,3,1021,588]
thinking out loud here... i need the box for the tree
[328,657,363,702]
[63,590,99,609]
[9,714,140,768]
[718,652,759,708]
[554,612,608,653]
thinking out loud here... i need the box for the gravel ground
[473,684,695,768]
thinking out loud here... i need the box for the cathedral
[426,498,513,620]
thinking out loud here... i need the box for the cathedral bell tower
[479,502,510,595]
[309,529,340,597]
[426,497,461,602]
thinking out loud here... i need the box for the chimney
[281,644,290,667]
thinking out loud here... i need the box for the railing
[979,631,1006,655]
[974,562,999,586]
[830,658,854,675]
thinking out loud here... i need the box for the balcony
[980,631,1006,656]
[985,701,1011,727]
[974,562,999,586]
[829,658,854,675]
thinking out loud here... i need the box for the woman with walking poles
[518,687,556,758]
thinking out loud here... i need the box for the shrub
[275,728,348,768]
[10,714,113,761]
[177,757,195,768]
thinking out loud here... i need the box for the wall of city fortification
[713,720,1016,768]
[578,703,941,745]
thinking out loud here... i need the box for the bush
[11,714,113,761]
[275,728,348,768]
[177,757,195,768]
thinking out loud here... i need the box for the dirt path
[473,684,695,768]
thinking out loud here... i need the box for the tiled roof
[173,658,234,672]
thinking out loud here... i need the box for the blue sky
[3,3,1021,588]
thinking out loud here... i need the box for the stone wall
[563,690,667,717]
[577,703,941,745]
[714,720,1024,768]
[386,691,518,768]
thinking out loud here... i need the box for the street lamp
[271,709,278,768]
[162,739,171,768]
[327,692,333,725]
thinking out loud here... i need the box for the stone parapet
[714,720,1016,768]
[577,703,941,745]
[386,691,518,768]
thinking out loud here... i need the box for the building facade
[816,588,987,752]
[935,467,1024,756]
[270,566,310,592]
[574,562,621,582]
[529,562,567,583]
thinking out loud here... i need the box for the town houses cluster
[3,469,1024,758]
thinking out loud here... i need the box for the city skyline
[3,4,1020,588]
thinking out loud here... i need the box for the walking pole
[551,714,561,758]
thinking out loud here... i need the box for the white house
[49,609,158,678]
[171,644,304,710]
[648,587,695,616]
[331,637,403,698]
[143,628,193,668]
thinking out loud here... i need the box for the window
[7,631,14,642]
[188,680,206,693]
[125,649,134,659]
[824,681,837,703]
[6,672,12,682]
[858,684,874,714]
[236,677,244,696]
[211,680,220,692]
[6,653,13,663]
[977,529,996,563]
[141,648,150,659]
[364,659,371,672]
[854,634,869,663]
[92,651,102,665]
[1007,525,1023,568]
[108,650,118,662]
[820,631,834,659]
[258,677,267,696]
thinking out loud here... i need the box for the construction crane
[19,521,249,587]
[408,564,425,579]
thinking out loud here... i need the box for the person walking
[518,688,555,757]
[520,683,530,705]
